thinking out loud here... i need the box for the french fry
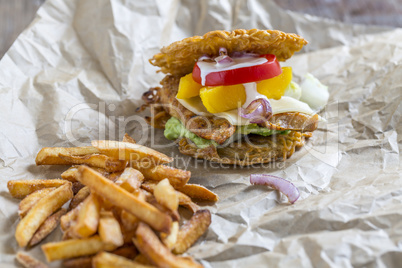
[120,210,139,232]
[161,221,179,250]
[177,192,200,214]
[123,133,136,144]
[76,166,171,233]
[72,181,85,194]
[107,171,123,182]
[15,183,73,247]
[68,186,90,211]
[176,184,219,202]
[120,209,139,244]
[7,179,67,199]
[132,163,190,187]
[41,235,113,262]
[92,252,153,268]
[133,223,203,268]
[35,146,100,165]
[62,256,92,268]
[112,246,138,259]
[144,193,180,222]
[28,208,67,247]
[60,166,80,182]
[62,166,109,182]
[154,179,179,212]
[19,188,55,218]
[115,167,144,193]
[141,181,200,213]
[98,211,124,248]
[91,140,173,165]
[58,154,127,173]
[134,254,153,266]
[173,210,211,254]
[62,246,138,268]
[60,204,80,232]
[72,193,101,238]
[16,252,48,268]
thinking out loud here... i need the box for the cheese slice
[177,95,316,126]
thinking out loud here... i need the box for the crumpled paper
[0,0,401,267]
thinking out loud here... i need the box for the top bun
[149,29,308,76]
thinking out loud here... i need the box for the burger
[142,29,329,165]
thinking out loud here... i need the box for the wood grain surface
[0,0,401,59]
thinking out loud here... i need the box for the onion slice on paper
[250,174,300,204]
[238,98,272,123]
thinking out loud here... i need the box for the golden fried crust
[177,131,310,166]
[150,29,308,76]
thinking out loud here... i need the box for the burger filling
[162,49,328,148]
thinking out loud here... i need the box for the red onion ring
[219,47,228,55]
[250,174,300,204]
[238,98,272,123]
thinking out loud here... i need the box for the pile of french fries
[8,134,218,268]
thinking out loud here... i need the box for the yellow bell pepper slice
[257,67,292,100]
[176,73,203,99]
[200,84,246,113]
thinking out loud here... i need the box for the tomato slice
[192,54,282,86]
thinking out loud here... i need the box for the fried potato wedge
[28,208,66,247]
[16,252,48,268]
[68,186,91,211]
[132,163,190,187]
[120,210,139,232]
[176,184,218,202]
[161,221,179,250]
[72,181,85,194]
[144,193,180,222]
[8,179,67,199]
[41,235,113,262]
[58,154,127,173]
[76,166,171,233]
[141,181,200,213]
[112,246,138,259]
[62,246,138,268]
[133,223,203,268]
[92,140,172,165]
[60,166,80,182]
[92,252,153,268]
[98,211,124,248]
[72,193,101,238]
[61,166,109,182]
[60,204,80,232]
[123,133,136,144]
[154,179,179,212]
[19,188,55,218]
[35,146,100,165]
[62,256,92,268]
[16,183,73,247]
[115,167,144,193]
[173,209,211,254]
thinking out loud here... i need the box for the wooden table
[1,0,401,59]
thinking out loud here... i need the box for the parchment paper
[0,0,401,267]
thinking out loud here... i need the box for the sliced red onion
[231,51,260,58]
[250,174,300,204]
[238,98,272,123]
[215,55,233,65]
[219,47,228,55]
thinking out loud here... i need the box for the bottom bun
[176,131,311,166]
